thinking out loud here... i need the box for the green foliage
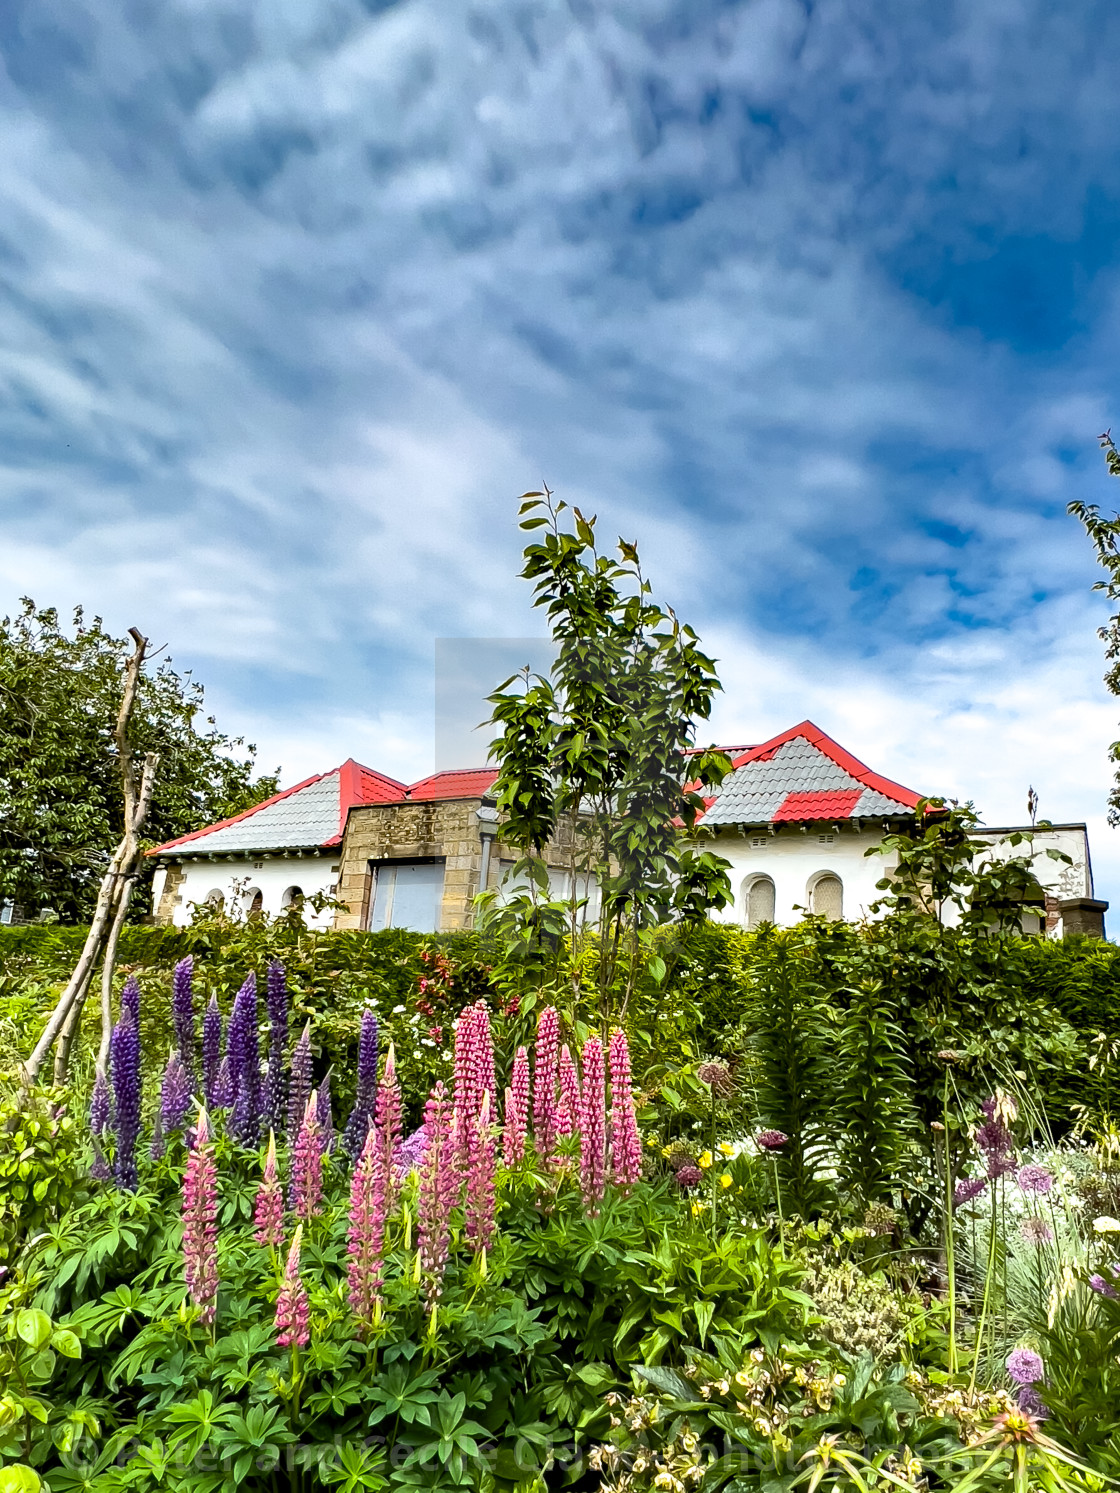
[1036,1276,1120,1474]
[0,599,278,921]
[1069,430,1120,825]
[0,1075,78,1267]
[0,1296,88,1478]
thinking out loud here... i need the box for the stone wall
[154,861,186,924]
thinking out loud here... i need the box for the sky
[4,0,1120,909]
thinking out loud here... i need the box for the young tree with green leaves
[479,488,733,1021]
[0,600,278,924]
[1069,430,1120,824]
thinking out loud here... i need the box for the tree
[0,600,278,922]
[479,488,732,1020]
[1069,431,1120,824]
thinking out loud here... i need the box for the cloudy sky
[4,0,1120,906]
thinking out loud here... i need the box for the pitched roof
[404,767,499,802]
[148,759,408,857]
[696,721,921,827]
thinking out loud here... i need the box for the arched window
[246,888,264,920]
[810,874,843,921]
[744,875,776,930]
[281,886,304,911]
[205,890,224,909]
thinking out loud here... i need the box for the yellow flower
[691,1202,702,1217]
[719,1173,733,1189]
[698,1151,713,1170]
[718,1142,735,1157]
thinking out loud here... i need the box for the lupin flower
[375,1044,403,1204]
[211,1056,234,1110]
[465,1090,497,1255]
[89,1069,110,1138]
[182,1109,219,1326]
[502,1046,531,1166]
[263,961,289,1137]
[347,1123,389,1330]
[417,1081,457,1312]
[317,1073,334,1155]
[160,1051,193,1137]
[343,1009,380,1161]
[120,975,140,1026]
[532,1006,560,1159]
[254,1131,285,1248]
[90,1138,111,1181]
[275,1225,310,1349]
[608,1029,641,1191]
[202,996,223,1107]
[290,1093,323,1221]
[110,1010,141,1191]
[171,957,195,1086]
[559,1046,581,1137]
[578,1037,608,1215]
[452,1001,495,1165]
[288,1022,313,1142]
[150,1109,165,1161]
[227,974,261,1148]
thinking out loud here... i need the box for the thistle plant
[182,1109,219,1328]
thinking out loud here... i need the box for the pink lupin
[578,1037,608,1214]
[182,1108,219,1326]
[375,1042,403,1207]
[532,1006,560,1159]
[275,1224,310,1349]
[608,1029,642,1191]
[559,1046,581,1131]
[289,1093,323,1222]
[465,1090,497,1255]
[253,1129,285,1247]
[502,1046,531,1165]
[347,1122,389,1331]
[417,1081,457,1313]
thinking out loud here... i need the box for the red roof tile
[772,789,863,822]
[405,767,499,802]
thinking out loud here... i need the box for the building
[147,720,1107,937]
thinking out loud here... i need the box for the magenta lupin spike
[275,1225,310,1349]
[608,1029,642,1191]
[347,1122,389,1331]
[289,1093,323,1221]
[466,1090,497,1254]
[254,1130,285,1247]
[578,1037,608,1215]
[559,1045,581,1131]
[417,1081,457,1313]
[181,1109,219,1326]
[502,1045,531,1165]
[532,1006,560,1159]
[375,1043,403,1208]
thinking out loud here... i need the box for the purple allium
[120,975,140,1026]
[1017,1384,1049,1420]
[182,1110,219,1327]
[954,1176,989,1208]
[1006,1348,1045,1386]
[275,1225,310,1349]
[1019,1216,1054,1246]
[975,1117,1016,1181]
[202,995,222,1108]
[1090,1271,1119,1299]
[609,1029,642,1192]
[579,1037,608,1215]
[227,974,261,1148]
[676,1164,702,1190]
[756,1129,789,1151]
[160,1052,193,1137]
[288,1023,313,1143]
[1017,1163,1053,1197]
[171,957,195,1086]
[697,1060,734,1097]
[89,1069,111,1137]
[211,1056,234,1110]
[263,961,289,1137]
[110,1011,141,1191]
[343,1009,380,1161]
[316,1073,334,1156]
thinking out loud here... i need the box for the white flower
[1093,1216,1120,1234]
[392,1004,406,1014]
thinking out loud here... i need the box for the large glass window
[369,860,445,932]
[745,875,776,929]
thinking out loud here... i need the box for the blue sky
[4,0,1120,906]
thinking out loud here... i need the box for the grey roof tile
[160,772,341,854]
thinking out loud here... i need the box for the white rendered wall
[706,826,891,927]
[153,854,339,928]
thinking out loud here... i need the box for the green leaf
[15,1309,52,1351]
[0,1467,41,1493]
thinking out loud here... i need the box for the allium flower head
[676,1164,702,1190]
[1019,1216,1053,1246]
[171,957,195,1085]
[1016,1384,1049,1420]
[1006,1348,1044,1386]
[275,1225,310,1349]
[1017,1163,1053,1196]
[954,1176,989,1208]
[110,1010,142,1191]
[254,1130,285,1248]
[756,1129,789,1151]
[697,1061,733,1097]
[182,1109,219,1326]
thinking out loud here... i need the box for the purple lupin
[171,957,196,1087]
[202,995,222,1108]
[120,975,140,1026]
[343,1009,379,1161]
[110,1011,142,1191]
[160,1052,194,1137]
[288,1023,313,1143]
[264,961,289,1138]
[227,974,261,1148]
